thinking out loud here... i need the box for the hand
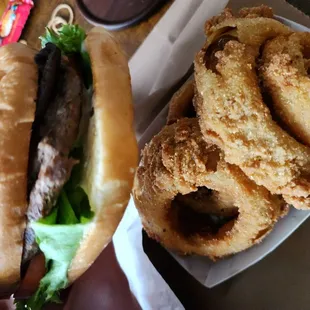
[62,242,140,310]
[2,242,140,310]
[0,298,14,310]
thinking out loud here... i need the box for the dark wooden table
[21,0,309,55]
[289,0,310,15]
[22,0,172,59]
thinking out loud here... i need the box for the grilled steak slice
[34,43,61,127]
[28,44,62,191]
[22,52,84,264]
[23,142,77,262]
[28,140,78,222]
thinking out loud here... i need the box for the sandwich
[0,25,138,309]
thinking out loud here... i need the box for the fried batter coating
[205,7,291,44]
[238,5,274,19]
[195,26,310,209]
[133,119,285,259]
[167,79,195,125]
[261,33,310,146]
[205,5,274,35]
[167,80,237,219]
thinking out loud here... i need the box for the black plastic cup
[76,0,168,31]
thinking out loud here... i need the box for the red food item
[0,0,34,46]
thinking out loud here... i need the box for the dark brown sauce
[81,0,155,22]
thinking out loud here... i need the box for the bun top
[0,43,37,294]
[68,27,138,282]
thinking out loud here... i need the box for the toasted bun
[0,44,37,294]
[68,27,138,282]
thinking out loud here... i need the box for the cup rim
[76,0,166,31]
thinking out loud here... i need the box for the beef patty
[22,44,84,264]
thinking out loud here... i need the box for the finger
[0,297,14,310]
[14,254,45,299]
[64,242,140,310]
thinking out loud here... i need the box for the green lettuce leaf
[40,25,86,54]
[15,195,93,309]
[40,24,92,88]
[15,145,94,309]
[57,191,79,225]
[39,207,58,225]
[63,147,94,223]
[17,223,88,310]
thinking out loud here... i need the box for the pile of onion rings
[133,117,286,258]
[133,5,310,259]
[195,5,310,210]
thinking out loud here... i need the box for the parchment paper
[113,1,310,309]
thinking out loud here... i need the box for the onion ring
[261,33,310,147]
[47,4,74,35]
[167,78,195,125]
[205,9,291,51]
[195,11,310,210]
[166,80,238,218]
[133,118,286,259]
